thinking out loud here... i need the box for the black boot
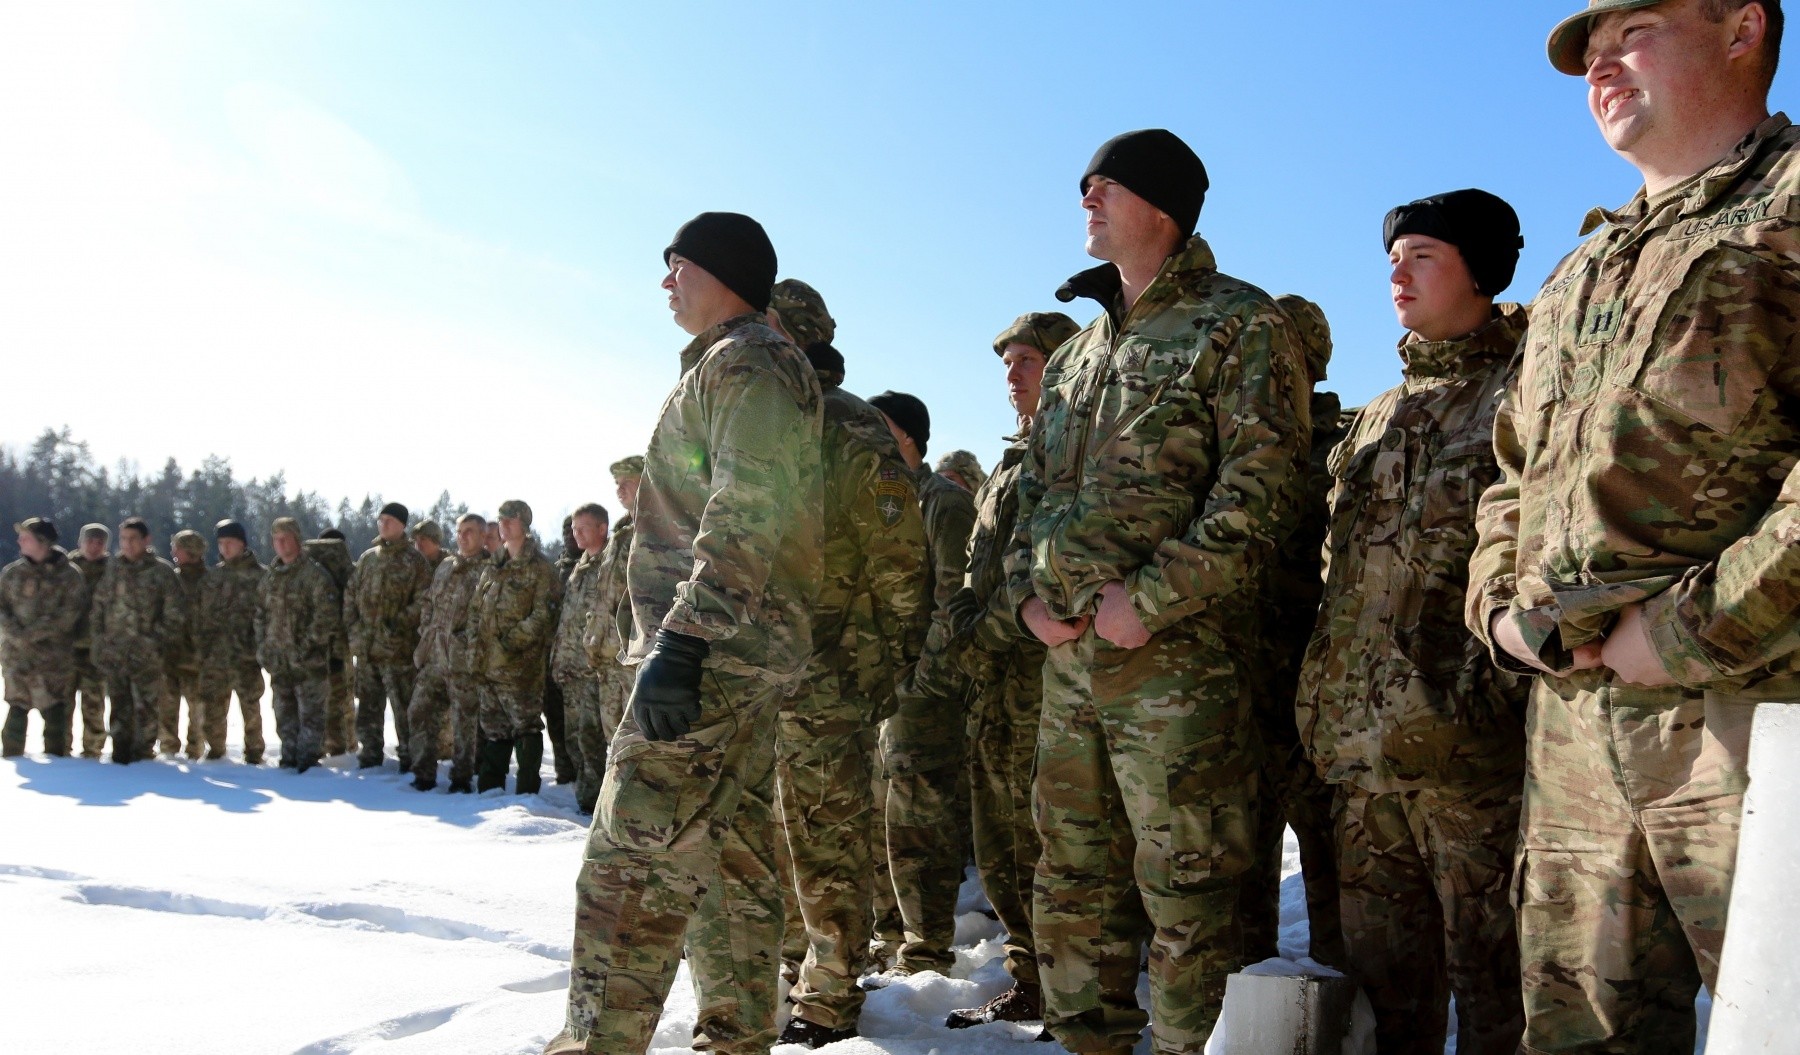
[776,1018,858,1049]
[1,705,26,757]
[476,739,511,793]
[513,732,544,795]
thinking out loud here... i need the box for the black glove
[628,629,710,742]
[946,587,984,640]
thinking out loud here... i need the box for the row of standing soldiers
[0,487,644,806]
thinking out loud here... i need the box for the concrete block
[1705,702,1800,1055]
[1205,961,1360,1055]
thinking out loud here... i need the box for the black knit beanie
[1082,129,1209,237]
[664,212,778,313]
[868,391,931,458]
[214,519,248,543]
[379,502,409,524]
[804,341,846,381]
[1383,189,1524,297]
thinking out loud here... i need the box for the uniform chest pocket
[1415,435,1500,544]
[1619,243,1786,436]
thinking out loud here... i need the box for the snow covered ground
[0,701,1707,1054]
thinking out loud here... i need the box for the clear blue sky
[3,1,1792,523]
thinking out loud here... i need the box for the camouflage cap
[992,311,1081,358]
[1547,0,1666,75]
[497,499,533,526]
[271,517,302,540]
[936,450,987,494]
[14,517,58,544]
[609,455,645,479]
[410,519,444,544]
[80,522,110,542]
[769,279,836,349]
[1275,294,1334,384]
[172,529,206,557]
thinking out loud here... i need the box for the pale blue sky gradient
[3,1,1792,522]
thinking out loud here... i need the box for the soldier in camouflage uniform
[551,504,610,811]
[345,502,432,770]
[865,389,978,983]
[471,499,561,794]
[163,530,211,758]
[1297,191,1531,1055]
[199,520,266,763]
[90,518,181,765]
[307,529,356,755]
[552,212,822,1055]
[766,282,931,1047]
[258,518,340,771]
[545,514,581,786]
[583,459,641,746]
[407,513,491,792]
[939,311,1080,1029]
[1,518,86,757]
[1469,6,1799,1051]
[1008,130,1309,1054]
[1240,295,1348,970]
[67,523,110,757]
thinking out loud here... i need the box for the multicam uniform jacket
[1298,306,1530,793]
[1006,235,1311,635]
[89,553,181,673]
[415,551,489,677]
[1468,114,1800,696]
[256,552,341,680]
[472,537,560,688]
[624,313,824,685]
[200,552,265,672]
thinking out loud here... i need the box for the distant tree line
[0,427,490,566]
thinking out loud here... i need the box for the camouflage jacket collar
[678,312,773,374]
[1398,302,1527,384]
[494,535,542,569]
[24,546,69,567]
[1055,236,1220,329]
[575,547,605,571]
[223,552,262,571]
[1580,112,1793,237]
[452,550,490,572]
[272,550,314,573]
[370,535,411,557]
[176,562,206,580]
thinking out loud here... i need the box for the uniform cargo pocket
[597,737,725,853]
[1166,736,1257,887]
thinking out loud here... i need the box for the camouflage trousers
[74,653,107,757]
[104,657,165,764]
[1517,673,1752,1055]
[558,674,608,812]
[161,666,211,757]
[1336,773,1523,1055]
[407,666,481,785]
[355,660,414,767]
[776,658,879,1031]
[878,689,968,974]
[200,661,267,763]
[564,669,783,1055]
[966,640,1046,990]
[3,669,74,756]
[271,671,329,767]
[1034,622,1256,1055]
[869,753,902,960]
[545,671,575,784]
[324,655,355,755]
[479,678,546,738]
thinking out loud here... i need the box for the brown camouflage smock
[415,550,488,675]
[552,548,604,685]
[167,563,206,677]
[0,548,87,688]
[256,551,341,680]
[89,552,181,673]
[623,312,823,684]
[1469,114,1800,694]
[344,536,432,667]
[200,551,265,672]
[472,536,560,687]
[1007,235,1312,634]
[1300,306,1530,793]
